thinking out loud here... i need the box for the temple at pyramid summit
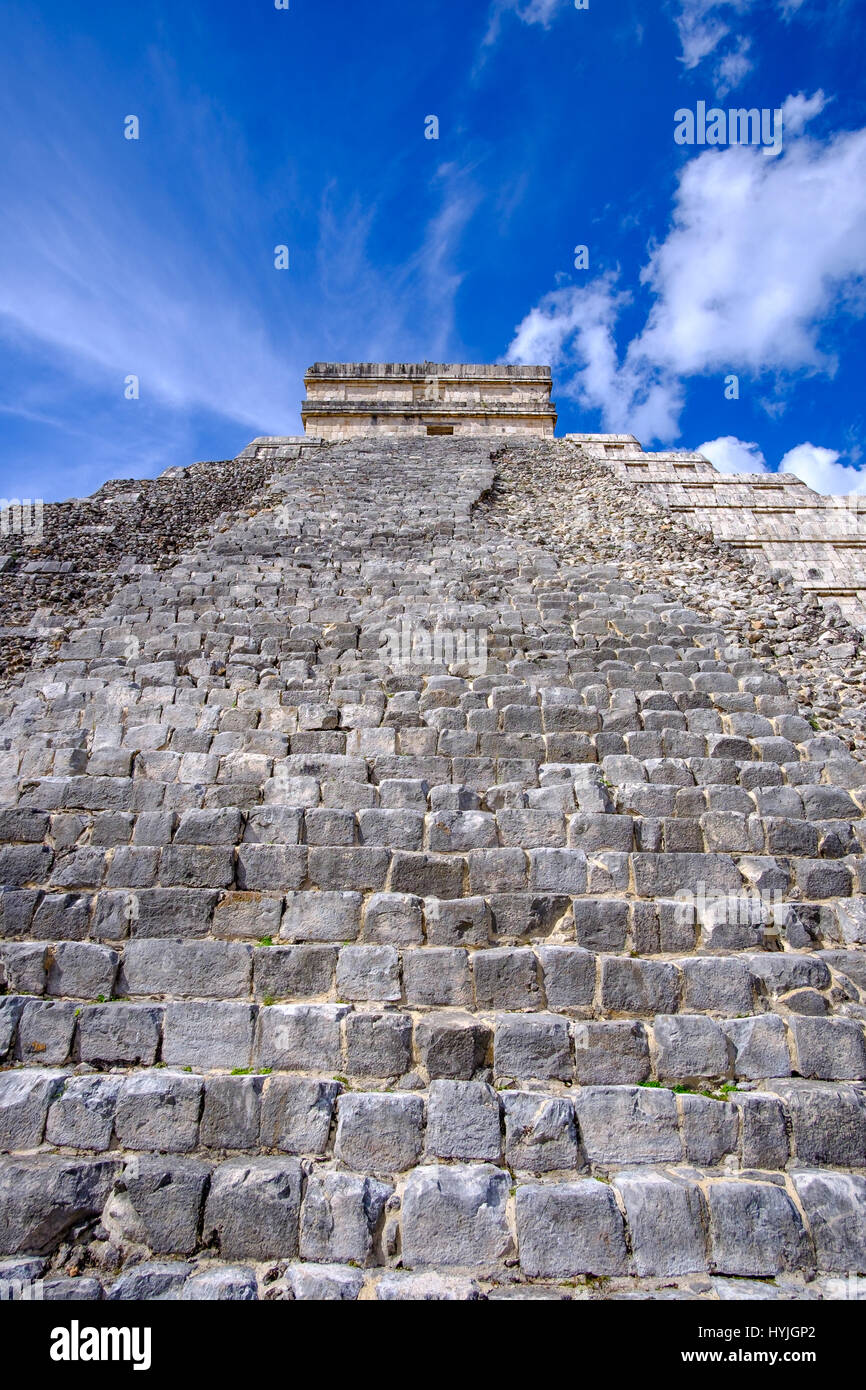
[0,359,865,1301]
[244,361,866,626]
[301,361,558,439]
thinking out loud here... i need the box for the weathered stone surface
[574,1086,682,1164]
[300,1173,391,1265]
[502,1092,579,1173]
[402,1164,513,1270]
[114,1072,202,1153]
[259,1077,339,1154]
[108,1156,211,1255]
[46,1075,122,1151]
[335,1093,423,1173]
[0,1155,120,1254]
[791,1170,866,1272]
[0,1070,65,1151]
[203,1158,302,1259]
[426,1081,501,1162]
[614,1171,708,1275]
[516,1180,628,1276]
[706,1180,813,1277]
[181,1265,259,1300]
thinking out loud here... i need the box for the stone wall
[0,434,864,1302]
[302,363,557,440]
[568,434,866,630]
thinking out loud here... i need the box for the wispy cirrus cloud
[671,0,813,90]
[483,0,570,47]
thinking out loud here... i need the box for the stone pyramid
[1,371,865,1301]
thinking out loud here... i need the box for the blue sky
[1,0,865,501]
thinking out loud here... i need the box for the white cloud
[674,0,752,71]
[779,442,866,493]
[483,0,568,46]
[696,435,768,472]
[782,89,829,136]
[509,276,683,440]
[634,96,864,382]
[508,100,866,451]
[716,37,753,96]
[673,0,811,89]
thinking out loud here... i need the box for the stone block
[721,1015,791,1080]
[679,957,754,1015]
[236,845,306,891]
[653,1015,730,1081]
[109,1156,211,1255]
[280,890,362,943]
[415,1012,490,1080]
[389,851,465,899]
[334,1093,423,1173]
[527,848,587,894]
[574,1085,682,1164]
[473,947,540,1010]
[255,1004,348,1071]
[789,1016,866,1081]
[253,944,336,1000]
[735,1092,790,1169]
[163,1002,255,1070]
[114,1072,202,1152]
[181,1266,258,1300]
[600,957,680,1015]
[424,896,491,947]
[679,1095,738,1165]
[344,1011,412,1077]
[259,1076,339,1154]
[538,946,595,1009]
[791,1171,866,1273]
[16,1001,77,1065]
[363,892,423,945]
[203,1158,302,1259]
[78,1004,162,1066]
[200,1074,263,1150]
[121,939,251,999]
[494,1013,572,1081]
[336,944,401,1002]
[403,948,470,1006]
[308,847,389,893]
[767,1080,866,1167]
[502,1092,579,1173]
[46,943,118,1000]
[402,1165,513,1270]
[0,1155,120,1255]
[300,1173,392,1265]
[707,1180,813,1277]
[573,1019,651,1085]
[516,1180,628,1277]
[426,1081,501,1162]
[0,1070,66,1150]
[615,1170,708,1275]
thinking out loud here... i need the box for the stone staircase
[1,436,864,1301]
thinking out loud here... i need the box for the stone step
[1,1149,864,1287]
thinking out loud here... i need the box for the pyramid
[0,366,864,1301]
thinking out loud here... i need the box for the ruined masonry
[1,363,865,1303]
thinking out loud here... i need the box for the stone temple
[0,362,865,1301]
